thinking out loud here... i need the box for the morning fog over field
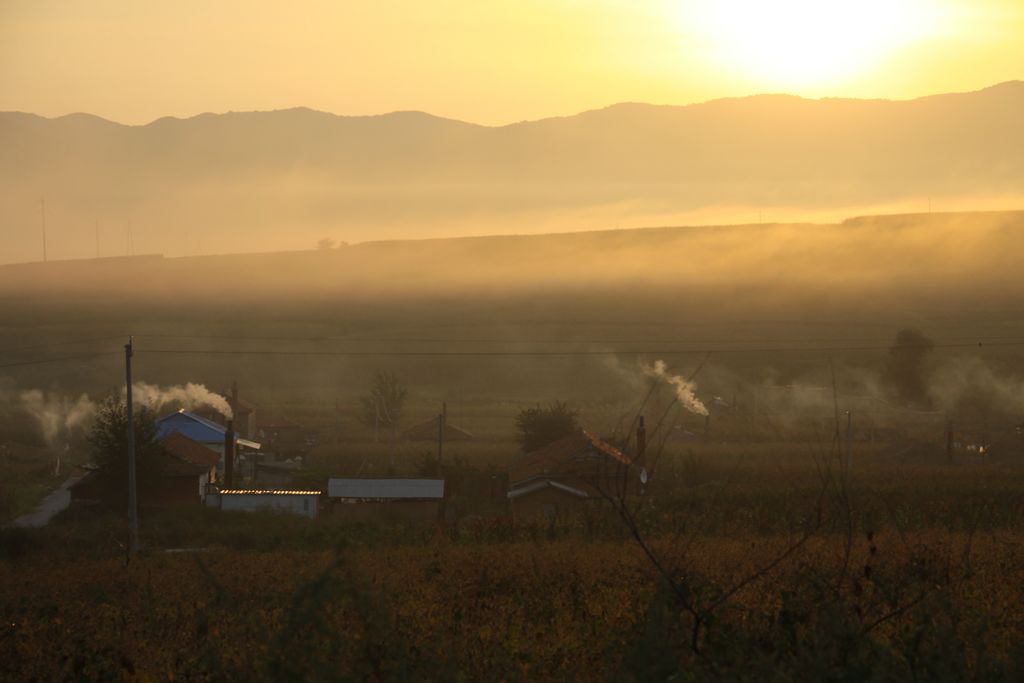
[3,1,1024,680]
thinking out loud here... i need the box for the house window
[304,498,310,513]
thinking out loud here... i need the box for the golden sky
[1,0,1022,125]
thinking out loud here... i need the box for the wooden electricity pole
[946,417,954,464]
[40,198,48,262]
[845,410,853,473]
[125,337,138,560]
[437,402,447,475]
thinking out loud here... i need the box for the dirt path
[10,473,85,528]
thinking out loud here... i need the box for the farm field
[5,430,1024,679]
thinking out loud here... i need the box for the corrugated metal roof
[220,489,320,495]
[507,479,590,500]
[328,478,445,500]
[161,432,219,467]
[508,429,631,488]
[402,418,474,441]
[156,410,261,450]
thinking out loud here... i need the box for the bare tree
[360,371,408,441]
[514,401,579,453]
[883,328,935,408]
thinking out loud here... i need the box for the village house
[327,478,445,522]
[507,423,644,518]
[156,410,260,482]
[253,458,303,487]
[226,393,258,441]
[256,414,314,458]
[70,431,220,508]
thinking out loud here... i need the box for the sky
[1,0,1022,125]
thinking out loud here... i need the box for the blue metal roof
[155,410,260,449]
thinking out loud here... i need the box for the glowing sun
[683,0,945,86]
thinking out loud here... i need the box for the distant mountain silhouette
[1,82,1022,263]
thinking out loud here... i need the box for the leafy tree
[883,329,935,408]
[360,371,408,440]
[87,395,165,505]
[317,237,336,250]
[515,401,579,453]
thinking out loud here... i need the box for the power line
[3,332,1022,359]
[40,198,47,263]
[0,335,125,356]
[0,339,1020,370]
[0,351,120,369]
[131,333,1024,346]
[134,340,1018,358]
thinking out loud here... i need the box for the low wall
[219,493,319,519]
[331,500,440,523]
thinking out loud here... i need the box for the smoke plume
[19,390,97,449]
[644,359,709,416]
[131,382,233,418]
[927,357,1024,416]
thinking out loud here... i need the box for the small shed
[257,414,311,457]
[254,458,302,487]
[206,489,320,518]
[327,478,445,522]
[507,430,636,518]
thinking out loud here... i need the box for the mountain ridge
[1,81,1022,264]
[2,80,1020,129]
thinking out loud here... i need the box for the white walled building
[206,489,320,518]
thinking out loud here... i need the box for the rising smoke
[130,382,233,418]
[644,359,709,416]
[6,381,231,449]
[19,390,97,449]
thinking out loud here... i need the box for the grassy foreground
[3,480,1024,682]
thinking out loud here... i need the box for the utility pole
[946,417,954,464]
[373,397,379,443]
[40,198,47,262]
[845,410,852,473]
[125,337,138,560]
[437,401,446,475]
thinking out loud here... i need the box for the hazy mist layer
[1,83,1022,264]
[1,210,1021,318]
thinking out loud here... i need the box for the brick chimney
[223,419,235,489]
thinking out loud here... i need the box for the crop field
[4,435,1024,680]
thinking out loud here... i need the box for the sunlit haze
[681,0,949,87]
[5,2,1024,680]
[0,0,1020,125]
